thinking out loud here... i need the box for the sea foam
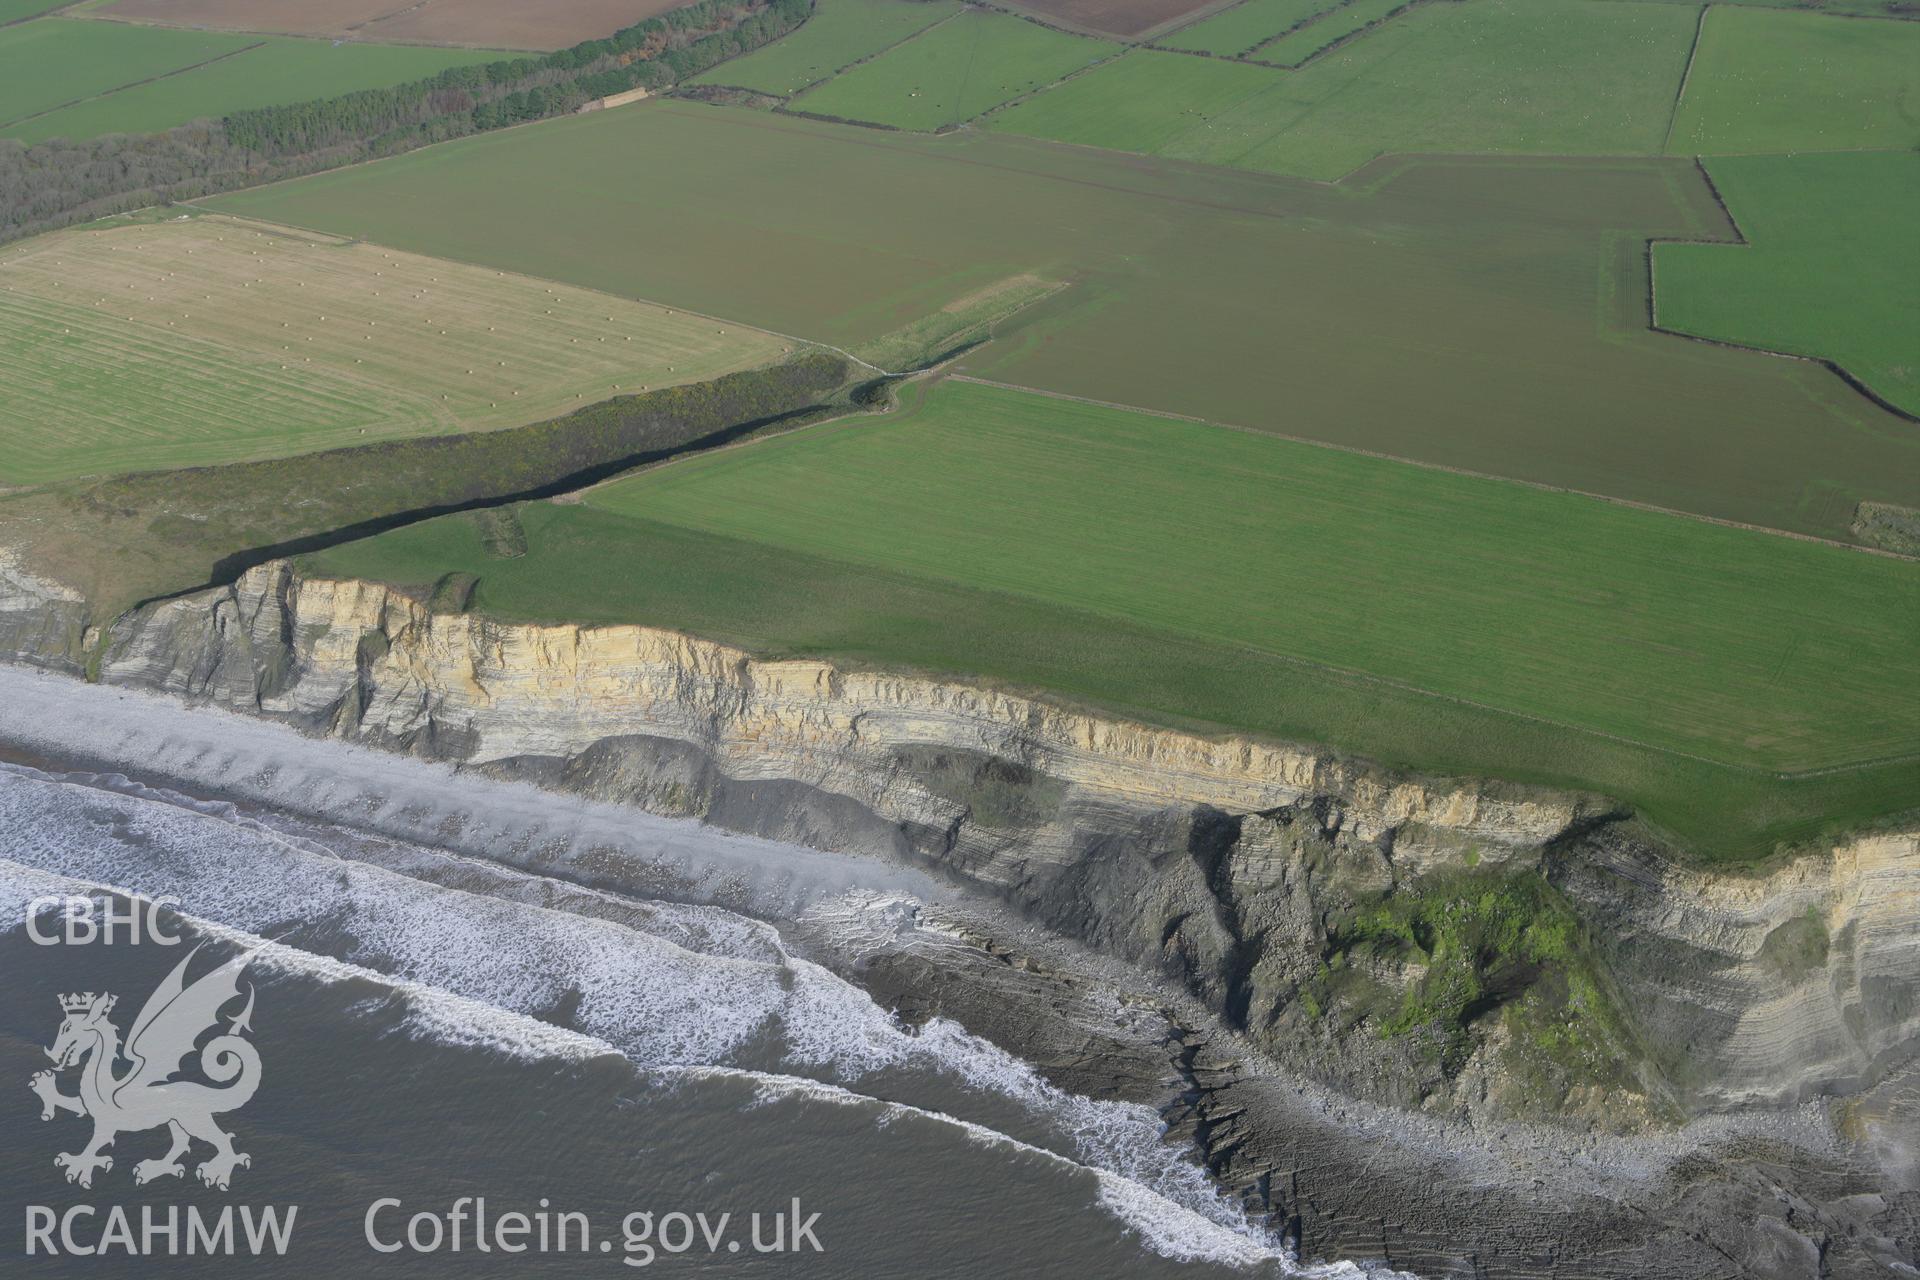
[0,669,1417,1277]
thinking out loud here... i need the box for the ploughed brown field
[89,0,688,50]
[999,0,1217,38]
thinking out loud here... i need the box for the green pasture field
[0,214,787,485]
[7,36,498,143]
[305,380,1920,858]
[1655,152,1920,418]
[0,18,250,130]
[585,380,1920,775]
[993,0,1696,177]
[791,9,1115,130]
[1158,0,1333,56]
[1667,7,1920,155]
[1256,0,1406,65]
[982,47,1277,149]
[691,0,962,95]
[983,48,1282,149]
[206,103,1920,540]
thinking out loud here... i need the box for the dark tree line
[0,0,808,245]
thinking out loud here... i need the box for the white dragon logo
[29,945,261,1191]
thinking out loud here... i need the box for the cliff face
[0,551,89,676]
[26,557,1902,1142]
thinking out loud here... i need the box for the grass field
[983,48,1280,149]
[1255,0,1407,64]
[1667,7,1920,155]
[992,0,1696,177]
[1655,152,1920,418]
[691,0,962,95]
[304,380,1920,857]
[791,9,1115,130]
[0,214,787,485]
[5,36,498,143]
[1158,0,1335,56]
[0,18,251,130]
[206,102,1920,540]
[587,380,1920,773]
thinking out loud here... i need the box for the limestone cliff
[16,558,1900,1147]
[0,550,89,676]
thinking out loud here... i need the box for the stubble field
[0,214,788,485]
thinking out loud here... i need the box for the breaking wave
[0,669,1415,1277]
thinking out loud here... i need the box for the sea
[0,667,1408,1278]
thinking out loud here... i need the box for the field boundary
[171,400,844,602]
[0,209,809,486]
[1281,141,1920,429]
[1643,155,1920,428]
[614,378,1920,783]
[675,372,1916,782]
[1244,0,1415,65]
[1126,0,1249,42]
[779,5,1128,133]
[970,0,1125,41]
[703,6,968,101]
[946,374,1920,561]
[0,37,266,130]
[1661,1,1708,154]
[178,201,930,381]
[1148,0,1272,47]
[200,109,1919,526]
[174,204,847,361]
[961,38,1133,128]
[1204,3,1321,59]
[1136,0,1424,69]
[0,1,84,30]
